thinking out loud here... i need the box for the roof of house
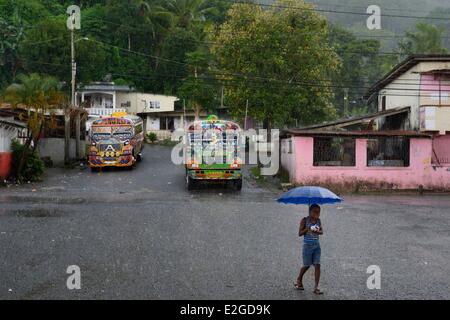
[78,82,135,92]
[365,54,450,101]
[0,118,26,129]
[78,83,179,100]
[296,106,410,131]
[281,129,431,139]
[0,103,27,111]
[280,106,427,138]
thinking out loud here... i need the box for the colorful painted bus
[185,116,243,191]
[88,112,144,171]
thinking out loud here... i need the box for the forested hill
[261,0,450,50]
[293,0,450,35]
[310,0,450,32]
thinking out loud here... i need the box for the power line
[17,57,447,100]
[15,36,446,91]
[7,12,440,60]
[84,38,189,66]
[225,0,450,21]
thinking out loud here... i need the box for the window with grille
[313,137,356,167]
[367,137,410,167]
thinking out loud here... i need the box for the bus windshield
[91,125,133,142]
[112,131,133,141]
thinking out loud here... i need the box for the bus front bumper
[89,156,134,168]
[187,169,242,180]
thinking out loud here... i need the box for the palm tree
[108,0,171,50]
[178,48,216,120]
[136,0,172,44]
[3,73,66,180]
[164,0,218,29]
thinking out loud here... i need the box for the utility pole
[220,85,224,108]
[67,5,81,161]
[183,99,186,128]
[343,88,349,117]
[64,101,70,166]
[244,99,249,130]
[71,27,81,161]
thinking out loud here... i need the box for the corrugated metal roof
[281,129,431,138]
[79,83,134,92]
[297,106,410,131]
[0,118,26,129]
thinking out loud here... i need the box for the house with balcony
[77,82,230,140]
[76,82,179,138]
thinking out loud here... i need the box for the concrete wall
[432,134,450,165]
[1,126,17,153]
[280,137,296,182]
[379,66,420,130]
[37,138,86,166]
[146,115,160,131]
[281,136,450,190]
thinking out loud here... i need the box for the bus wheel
[234,179,243,191]
[90,167,99,173]
[186,174,195,191]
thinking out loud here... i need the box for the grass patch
[249,166,270,187]
[277,168,290,184]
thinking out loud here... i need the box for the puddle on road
[0,208,64,218]
[0,195,86,205]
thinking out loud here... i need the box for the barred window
[367,137,410,167]
[313,137,356,167]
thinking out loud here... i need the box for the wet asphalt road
[0,145,449,300]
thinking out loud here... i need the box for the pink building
[280,55,450,191]
[281,130,450,191]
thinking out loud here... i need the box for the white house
[366,54,450,166]
[366,54,450,134]
[76,82,179,138]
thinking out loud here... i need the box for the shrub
[146,132,158,143]
[159,138,178,147]
[11,139,45,182]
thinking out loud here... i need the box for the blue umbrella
[277,186,342,205]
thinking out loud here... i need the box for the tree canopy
[211,0,341,128]
[1,0,449,125]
